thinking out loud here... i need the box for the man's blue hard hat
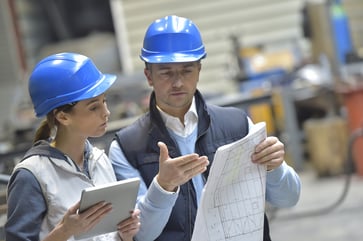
[140,15,207,63]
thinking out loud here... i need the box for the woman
[5,52,140,241]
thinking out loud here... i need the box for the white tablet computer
[74,177,140,240]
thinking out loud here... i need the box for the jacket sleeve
[109,140,178,241]
[5,168,47,241]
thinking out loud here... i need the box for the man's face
[145,61,201,117]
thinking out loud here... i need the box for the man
[109,15,301,241]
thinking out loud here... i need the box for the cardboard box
[304,117,349,176]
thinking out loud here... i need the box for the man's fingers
[158,141,169,164]
[158,141,206,169]
[189,156,209,169]
[184,156,209,176]
[178,154,200,166]
[255,136,277,153]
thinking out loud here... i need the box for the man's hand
[251,136,285,171]
[156,141,209,192]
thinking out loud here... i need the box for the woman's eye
[89,103,101,111]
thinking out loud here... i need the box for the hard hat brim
[140,52,206,63]
[73,73,117,102]
[35,73,116,117]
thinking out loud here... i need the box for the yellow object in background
[246,89,295,167]
[249,103,275,135]
[247,89,285,136]
[247,51,296,74]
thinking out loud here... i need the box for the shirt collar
[157,97,198,137]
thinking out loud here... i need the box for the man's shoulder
[115,112,152,146]
[206,103,247,117]
[117,112,151,133]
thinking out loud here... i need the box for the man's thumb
[158,141,169,163]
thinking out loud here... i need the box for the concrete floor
[269,169,363,241]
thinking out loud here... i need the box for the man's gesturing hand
[156,141,209,192]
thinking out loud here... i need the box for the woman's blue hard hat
[29,52,116,117]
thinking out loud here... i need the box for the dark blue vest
[115,91,271,241]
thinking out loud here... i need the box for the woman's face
[59,93,111,139]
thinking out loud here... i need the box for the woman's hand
[117,209,141,241]
[44,201,112,241]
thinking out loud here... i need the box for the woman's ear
[53,109,70,126]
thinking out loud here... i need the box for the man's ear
[144,68,153,86]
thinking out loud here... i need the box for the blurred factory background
[1,0,363,240]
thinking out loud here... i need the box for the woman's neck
[52,135,86,167]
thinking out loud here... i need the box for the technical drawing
[192,122,267,241]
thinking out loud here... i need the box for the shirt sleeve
[5,168,47,241]
[247,117,301,208]
[108,140,179,241]
[265,161,301,208]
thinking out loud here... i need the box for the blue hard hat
[140,15,207,63]
[29,52,116,117]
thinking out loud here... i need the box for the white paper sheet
[192,122,267,241]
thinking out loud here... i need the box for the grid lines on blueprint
[206,128,267,241]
